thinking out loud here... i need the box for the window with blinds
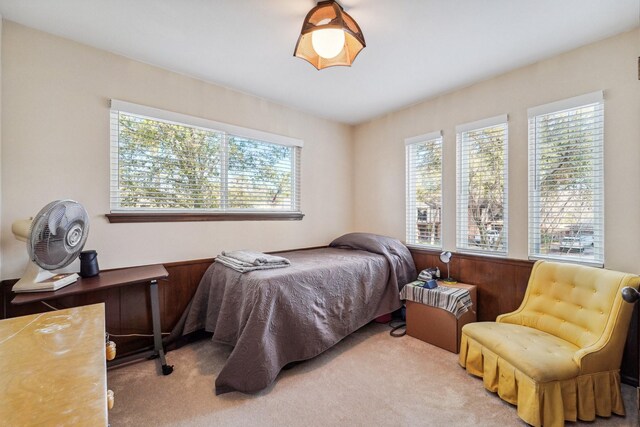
[528,91,604,266]
[456,115,508,254]
[110,100,302,215]
[406,131,443,247]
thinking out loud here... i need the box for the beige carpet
[107,323,637,426]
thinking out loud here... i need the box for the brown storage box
[406,282,477,353]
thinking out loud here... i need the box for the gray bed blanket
[178,234,416,394]
[329,232,416,290]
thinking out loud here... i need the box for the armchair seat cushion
[462,322,579,382]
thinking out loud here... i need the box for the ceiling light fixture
[293,0,366,70]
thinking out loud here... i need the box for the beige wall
[0,22,354,280]
[353,28,640,274]
[3,21,639,280]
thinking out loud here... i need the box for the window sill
[406,243,443,251]
[528,254,603,268]
[106,212,305,223]
[456,248,508,258]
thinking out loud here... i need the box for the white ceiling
[0,0,638,124]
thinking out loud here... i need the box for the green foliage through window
[457,119,508,253]
[529,96,603,265]
[406,135,442,247]
[112,112,299,212]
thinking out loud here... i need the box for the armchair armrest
[496,311,523,324]
[573,296,634,374]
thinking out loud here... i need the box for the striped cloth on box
[400,280,473,319]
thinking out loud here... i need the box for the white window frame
[109,100,303,216]
[528,91,604,266]
[405,131,443,248]
[456,114,509,256]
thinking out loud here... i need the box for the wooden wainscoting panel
[513,264,532,305]
[410,252,441,276]
[160,259,214,330]
[410,248,533,322]
[161,265,191,330]
[119,284,152,332]
[459,257,503,320]
[117,282,154,355]
[190,260,214,287]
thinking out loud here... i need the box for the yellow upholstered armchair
[459,260,639,427]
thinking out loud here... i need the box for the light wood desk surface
[0,303,108,426]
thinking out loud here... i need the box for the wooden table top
[13,264,168,305]
[0,303,108,426]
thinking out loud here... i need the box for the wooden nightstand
[405,281,477,353]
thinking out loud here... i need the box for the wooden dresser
[0,303,108,426]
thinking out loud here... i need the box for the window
[528,91,604,266]
[456,115,508,254]
[406,131,443,247]
[109,100,302,221]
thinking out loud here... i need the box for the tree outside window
[113,111,299,213]
[529,96,603,265]
[457,119,508,254]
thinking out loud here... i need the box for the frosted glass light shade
[294,1,366,70]
[311,28,345,59]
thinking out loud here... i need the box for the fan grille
[28,200,90,270]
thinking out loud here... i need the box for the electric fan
[11,200,90,293]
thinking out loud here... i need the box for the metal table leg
[149,279,173,375]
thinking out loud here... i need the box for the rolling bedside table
[12,264,173,375]
[404,281,477,353]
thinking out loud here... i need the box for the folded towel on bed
[221,250,290,266]
[215,250,290,273]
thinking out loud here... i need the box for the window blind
[110,100,302,214]
[456,115,508,254]
[528,91,604,266]
[406,131,443,247]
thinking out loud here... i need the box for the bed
[174,233,417,394]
